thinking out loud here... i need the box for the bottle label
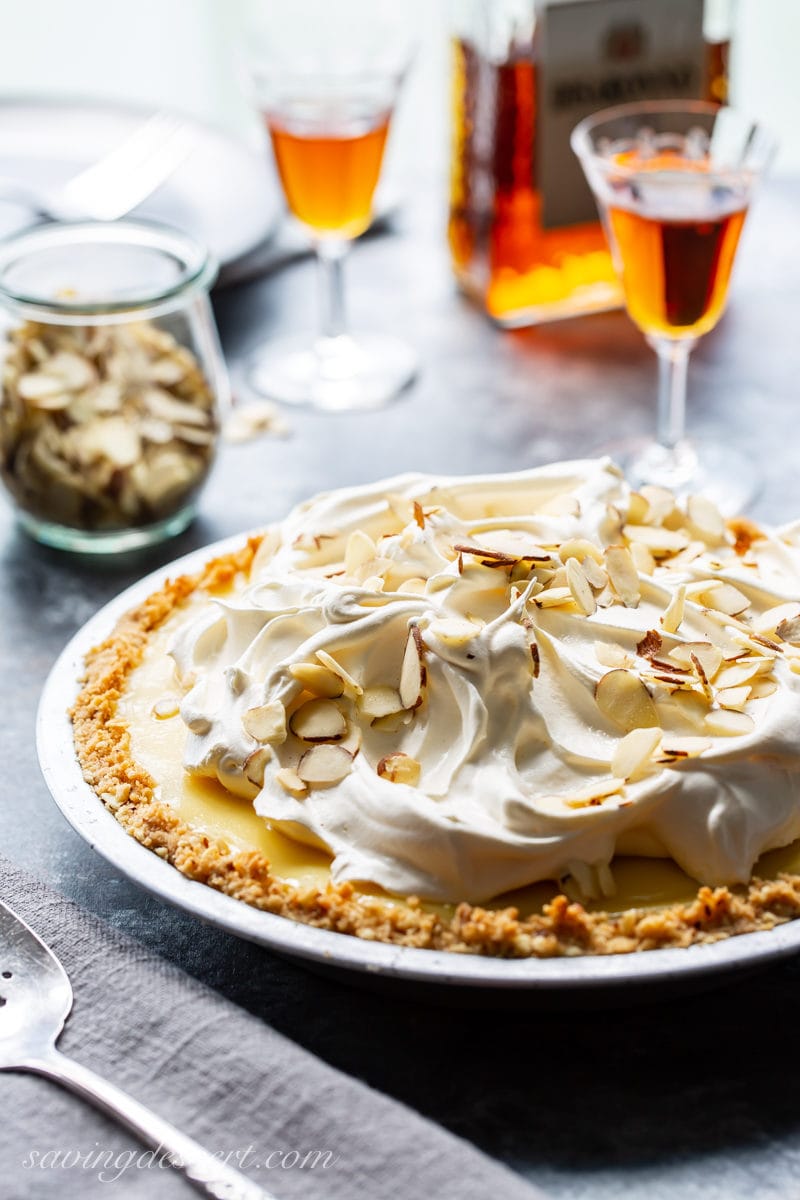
[538,0,706,229]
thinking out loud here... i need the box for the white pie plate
[36,531,800,996]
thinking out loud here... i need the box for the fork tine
[61,112,195,222]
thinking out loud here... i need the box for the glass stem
[648,334,696,452]
[316,239,349,341]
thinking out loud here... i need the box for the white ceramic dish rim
[36,530,800,991]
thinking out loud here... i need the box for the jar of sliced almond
[0,221,227,551]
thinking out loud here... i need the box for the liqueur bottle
[448,0,735,326]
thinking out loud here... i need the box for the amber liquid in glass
[267,112,390,238]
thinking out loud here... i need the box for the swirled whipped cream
[170,459,800,903]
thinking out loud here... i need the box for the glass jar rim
[0,218,217,320]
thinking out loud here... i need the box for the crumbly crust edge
[69,539,800,959]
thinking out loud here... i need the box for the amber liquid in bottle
[448,37,620,325]
[267,113,390,238]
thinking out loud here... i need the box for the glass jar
[0,220,226,552]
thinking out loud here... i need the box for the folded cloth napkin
[0,857,547,1200]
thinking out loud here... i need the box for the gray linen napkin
[0,858,546,1200]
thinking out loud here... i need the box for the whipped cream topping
[170,459,800,903]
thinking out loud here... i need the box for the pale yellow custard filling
[119,598,800,919]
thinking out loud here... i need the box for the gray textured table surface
[2,179,800,1200]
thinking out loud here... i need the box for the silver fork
[0,111,195,221]
[0,899,274,1200]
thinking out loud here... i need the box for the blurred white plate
[0,96,281,268]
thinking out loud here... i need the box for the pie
[70,459,800,957]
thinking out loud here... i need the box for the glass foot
[247,332,417,412]
[595,436,760,515]
[16,504,196,554]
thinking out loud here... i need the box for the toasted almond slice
[611,727,662,780]
[753,602,800,636]
[377,752,421,786]
[315,649,363,697]
[339,722,362,756]
[750,678,777,700]
[559,538,604,565]
[290,698,346,742]
[776,615,800,645]
[686,494,726,544]
[656,691,710,732]
[626,491,649,524]
[428,616,483,645]
[152,697,179,720]
[242,702,286,744]
[289,662,344,698]
[667,641,723,680]
[689,652,714,701]
[397,577,427,595]
[275,766,308,796]
[464,531,554,562]
[564,780,624,809]
[604,545,641,608]
[696,582,750,617]
[580,558,608,590]
[636,629,663,658]
[566,557,596,616]
[244,746,272,788]
[666,541,707,570]
[629,541,656,576]
[344,529,377,576]
[714,660,767,690]
[717,685,751,711]
[640,484,677,526]
[595,669,659,732]
[595,585,616,608]
[657,735,712,760]
[594,641,634,670]
[534,586,573,609]
[358,686,405,720]
[623,524,689,556]
[296,743,353,785]
[704,709,755,737]
[399,626,427,710]
[661,584,686,634]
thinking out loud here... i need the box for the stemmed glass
[242,0,418,411]
[572,101,776,512]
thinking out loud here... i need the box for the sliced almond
[275,766,307,796]
[580,558,608,590]
[344,529,377,576]
[689,652,714,701]
[427,616,483,645]
[629,541,656,576]
[717,685,751,712]
[151,697,179,720]
[594,641,634,670]
[377,752,421,786]
[714,660,768,690]
[339,722,363,756]
[315,649,363,697]
[566,557,596,616]
[595,670,659,732]
[623,524,689,556]
[296,743,353,785]
[290,698,346,742]
[626,491,649,524]
[399,626,427,710]
[559,538,604,565]
[358,686,405,720]
[370,710,414,733]
[776,615,800,645]
[661,584,686,635]
[611,727,662,780]
[534,586,573,609]
[242,702,286,744]
[640,484,677,526]
[397,577,427,595]
[289,662,344,698]
[686,494,726,544]
[604,545,641,608]
[657,735,712,760]
[667,641,723,681]
[696,582,750,617]
[704,709,755,738]
[244,746,272,788]
[750,678,777,700]
[753,603,800,636]
[563,780,624,809]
